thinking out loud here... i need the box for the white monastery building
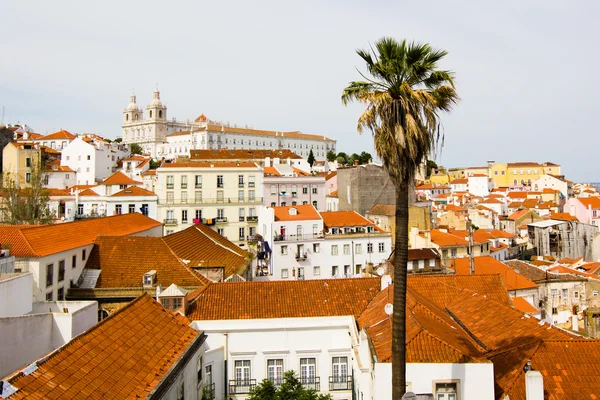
[121,89,336,160]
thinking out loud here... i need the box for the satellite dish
[376,267,385,276]
[384,303,393,315]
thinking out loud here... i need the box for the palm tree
[342,38,458,399]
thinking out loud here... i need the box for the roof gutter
[146,331,207,400]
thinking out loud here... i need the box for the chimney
[354,160,359,166]
[525,370,543,400]
[265,157,271,167]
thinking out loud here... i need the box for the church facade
[121,89,336,160]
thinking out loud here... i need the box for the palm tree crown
[341,37,458,182]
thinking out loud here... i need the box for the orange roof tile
[325,171,337,180]
[37,129,77,140]
[187,278,381,320]
[263,166,281,176]
[273,205,321,222]
[79,188,100,196]
[167,130,191,137]
[506,209,530,221]
[452,256,538,291]
[321,210,380,229]
[159,161,258,169]
[5,294,201,399]
[512,296,539,314]
[163,224,248,279]
[86,235,211,288]
[203,124,335,142]
[577,197,600,209]
[450,178,468,184]
[326,190,338,197]
[100,171,143,186]
[473,229,516,242]
[110,186,156,197]
[190,149,303,160]
[550,212,578,222]
[0,214,162,258]
[507,192,528,199]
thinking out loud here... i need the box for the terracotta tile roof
[549,212,578,222]
[547,265,597,279]
[167,130,191,137]
[263,166,281,176]
[159,161,258,169]
[117,155,151,169]
[577,196,600,209]
[368,203,395,216]
[511,297,539,314]
[408,248,440,261]
[444,204,467,212]
[79,188,99,196]
[85,235,210,288]
[325,171,337,180]
[100,171,143,186]
[480,198,503,204]
[190,149,303,160]
[452,256,538,291]
[143,170,157,176]
[163,224,248,279]
[507,192,528,199]
[292,167,311,177]
[37,129,77,140]
[473,229,516,242]
[321,210,380,229]
[203,124,336,142]
[504,260,558,282]
[423,229,469,247]
[506,209,530,221]
[110,186,156,197]
[4,294,201,399]
[407,274,512,309]
[45,160,75,173]
[45,188,71,197]
[450,178,468,184]
[186,278,381,320]
[491,340,600,399]
[521,198,539,208]
[273,205,321,222]
[0,214,162,258]
[70,184,96,191]
[326,190,338,197]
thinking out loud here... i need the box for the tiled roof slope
[38,129,77,140]
[4,294,200,399]
[189,149,303,160]
[100,171,142,186]
[0,214,162,257]
[452,256,538,291]
[159,162,258,169]
[187,278,381,320]
[273,205,321,221]
[85,236,210,288]
[494,340,600,400]
[368,203,395,216]
[163,224,248,278]
[321,210,382,230]
[111,186,157,197]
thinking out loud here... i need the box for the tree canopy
[129,143,143,155]
[307,149,315,167]
[248,371,332,400]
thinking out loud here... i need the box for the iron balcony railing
[274,233,325,242]
[159,197,263,205]
[300,377,320,391]
[329,376,352,391]
[246,215,258,222]
[268,378,284,387]
[229,379,256,394]
[295,252,308,261]
[163,218,178,225]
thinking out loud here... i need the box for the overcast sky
[2,1,599,181]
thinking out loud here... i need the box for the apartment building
[155,161,263,243]
[263,163,326,211]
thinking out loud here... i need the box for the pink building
[565,197,600,227]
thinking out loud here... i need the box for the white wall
[374,362,495,400]
[0,273,33,317]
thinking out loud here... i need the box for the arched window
[159,110,163,118]
[134,114,138,121]
[280,185,287,194]
[149,110,153,118]
[126,114,129,121]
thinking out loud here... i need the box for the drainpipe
[351,240,355,276]
[224,333,228,398]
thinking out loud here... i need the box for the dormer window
[289,208,297,216]
[143,270,157,288]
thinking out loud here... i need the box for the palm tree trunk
[392,180,409,399]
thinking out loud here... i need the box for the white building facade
[61,137,129,185]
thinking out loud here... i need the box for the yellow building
[496,162,561,188]
[429,171,451,184]
[2,142,43,187]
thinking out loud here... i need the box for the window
[167,175,174,189]
[355,244,362,254]
[197,356,203,382]
[182,210,188,223]
[217,190,224,202]
[176,380,184,400]
[77,204,83,215]
[313,243,320,253]
[72,254,77,269]
[82,249,86,261]
[593,290,599,297]
[271,185,277,195]
[332,265,339,276]
[313,266,320,276]
[195,209,202,221]
[46,291,53,301]
[115,204,122,215]
[291,185,297,197]
[280,185,287,194]
[26,172,31,183]
[407,261,413,271]
[520,169,524,175]
[180,191,187,204]
[87,155,91,161]
[378,242,385,253]
[552,307,558,315]
[281,268,289,279]
[128,204,136,213]
[239,227,245,241]
[141,204,149,216]
[562,288,568,298]
[331,245,338,255]
[217,175,223,188]
[238,190,244,202]
[435,382,458,400]
[418,260,425,270]
[551,289,558,298]
[239,208,245,222]
[534,168,538,174]
[195,175,202,188]
[367,243,373,253]
[167,191,174,203]
[217,208,225,219]
[312,185,317,194]
[238,175,244,187]
[343,244,350,255]
[450,248,457,258]
[217,228,224,236]
[249,190,255,202]
[271,202,276,207]
[302,185,308,194]
[205,364,213,386]
[574,291,579,299]
[181,175,187,189]
[57,287,65,300]
[344,265,350,276]
[248,175,255,188]
[332,356,348,383]
[58,260,65,282]
[300,358,316,384]
[267,359,283,385]
[527,169,531,174]
[46,263,54,287]
[281,245,288,255]
[312,201,318,209]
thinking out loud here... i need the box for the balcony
[229,379,256,394]
[163,218,178,226]
[248,182,255,188]
[239,216,245,222]
[215,217,228,223]
[238,183,245,188]
[166,183,174,189]
[273,233,324,242]
[195,184,202,189]
[158,197,264,205]
[295,252,308,261]
[329,376,352,391]
[246,215,258,222]
[300,377,320,391]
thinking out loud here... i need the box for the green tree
[113,137,123,143]
[342,37,458,398]
[359,151,372,164]
[426,159,438,177]
[349,153,360,165]
[248,371,332,400]
[307,149,316,167]
[2,157,54,225]
[326,150,336,162]
[149,159,162,169]
[129,143,143,155]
